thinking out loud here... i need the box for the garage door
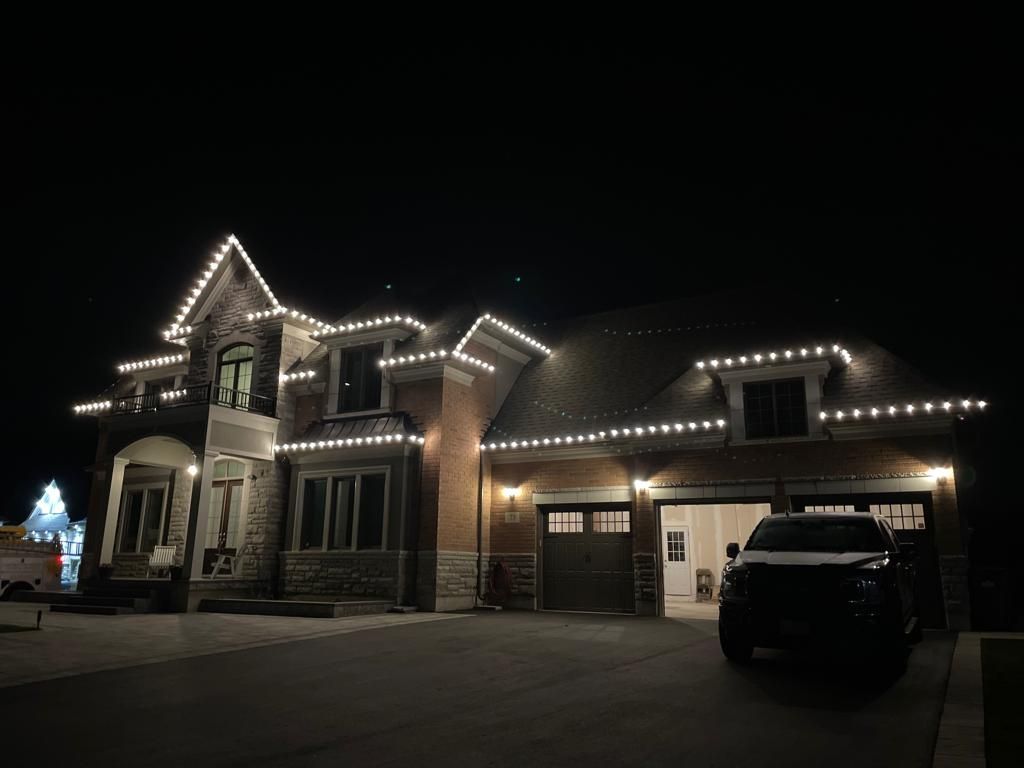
[542,510,634,613]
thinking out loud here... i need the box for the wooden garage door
[542,510,635,613]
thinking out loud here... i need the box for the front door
[203,478,243,574]
[663,525,691,595]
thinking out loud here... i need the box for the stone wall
[279,550,406,599]
[164,470,193,566]
[417,550,479,611]
[633,553,657,616]
[486,553,536,610]
[240,459,288,584]
[111,553,150,578]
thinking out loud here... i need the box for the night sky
[10,42,1018,562]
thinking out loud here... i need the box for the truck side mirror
[726,542,740,559]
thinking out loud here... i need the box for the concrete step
[198,598,394,618]
[83,586,158,601]
[50,604,131,616]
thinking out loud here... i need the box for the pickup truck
[718,513,920,663]
[0,537,62,599]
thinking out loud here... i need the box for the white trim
[293,465,391,553]
[720,360,829,442]
[532,486,633,505]
[717,359,831,385]
[649,484,775,501]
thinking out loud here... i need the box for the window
[871,502,926,531]
[297,471,388,551]
[547,512,583,533]
[666,530,686,561]
[217,344,254,407]
[117,486,166,553]
[743,379,808,439]
[338,345,383,412]
[593,510,630,533]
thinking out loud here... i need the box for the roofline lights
[309,314,428,338]
[117,353,186,374]
[72,400,113,414]
[479,418,727,451]
[818,400,987,422]
[275,434,425,453]
[697,344,852,370]
[279,370,317,383]
[481,314,550,354]
[378,350,495,372]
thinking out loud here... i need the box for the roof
[484,292,945,442]
[295,413,421,443]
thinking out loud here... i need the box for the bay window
[297,470,388,551]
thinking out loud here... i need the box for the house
[73,234,984,627]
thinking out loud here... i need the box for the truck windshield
[746,517,886,553]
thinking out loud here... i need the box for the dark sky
[9,41,1019,556]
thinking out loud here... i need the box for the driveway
[2,610,954,767]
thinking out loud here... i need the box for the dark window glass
[746,517,885,553]
[328,477,356,550]
[217,344,255,408]
[140,489,165,552]
[339,345,383,412]
[357,474,386,548]
[300,478,327,550]
[144,378,175,397]
[743,379,808,439]
[119,490,144,552]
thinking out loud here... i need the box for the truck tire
[719,619,754,663]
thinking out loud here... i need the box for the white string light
[480,314,550,354]
[164,326,193,340]
[165,234,280,338]
[279,370,317,383]
[117,353,187,374]
[309,314,427,338]
[818,399,988,422]
[378,350,495,372]
[697,344,852,370]
[480,418,727,451]
[275,434,425,453]
[72,400,113,414]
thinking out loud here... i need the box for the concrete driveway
[2,610,954,767]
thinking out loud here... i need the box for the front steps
[13,586,157,615]
[197,598,395,618]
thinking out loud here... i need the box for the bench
[146,545,176,578]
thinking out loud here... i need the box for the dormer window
[338,344,383,413]
[743,379,808,439]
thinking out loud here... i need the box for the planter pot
[98,565,114,581]
[168,566,184,582]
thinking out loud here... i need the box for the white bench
[146,545,176,578]
[210,551,243,579]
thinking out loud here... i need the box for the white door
[663,525,691,595]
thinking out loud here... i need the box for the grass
[981,638,1024,767]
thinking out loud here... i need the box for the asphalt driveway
[3,611,954,767]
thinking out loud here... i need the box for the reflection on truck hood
[735,551,887,567]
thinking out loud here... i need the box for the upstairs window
[218,344,254,394]
[338,344,383,412]
[743,378,808,439]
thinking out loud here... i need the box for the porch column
[99,457,129,565]
[183,451,219,581]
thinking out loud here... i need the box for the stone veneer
[239,459,288,584]
[633,553,657,615]
[279,550,409,599]
[417,551,479,611]
[164,470,193,566]
[110,553,151,578]
[486,553,536,610]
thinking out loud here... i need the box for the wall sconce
[502,486,520,500]
[186,455,199,477]
[928,467,952,482]
[633,479,651,492]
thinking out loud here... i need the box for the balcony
[109,383,277,419]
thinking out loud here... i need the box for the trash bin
[696,569,714,602]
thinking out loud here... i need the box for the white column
[185,452,219,580]
[99,458,129,564]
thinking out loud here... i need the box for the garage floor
[665,595,719,619]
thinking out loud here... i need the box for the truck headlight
[721,566,748,597]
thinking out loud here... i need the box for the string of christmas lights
[378,350,495,372]
[697,344,852,370]
[72,400,113,414]
[117,354,187,374]
[480,419,727,451]
[275,434,425,453]
[310,314,427,338]
[819,399,988,421]
[279,370,317,383]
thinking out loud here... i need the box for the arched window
[217,344,254,395]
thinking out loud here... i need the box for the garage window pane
[547,512,582,533]
[594,510,630,533]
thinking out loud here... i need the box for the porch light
[928,467,953,481]
[502,487,520,499]
[633,479,651,492]
[186,459,199,477]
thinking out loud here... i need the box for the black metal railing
[110,383,276,418]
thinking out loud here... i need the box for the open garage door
[541,509,634,613]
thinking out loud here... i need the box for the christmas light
[818,400,989,422]
[307,314,428,338]
[274,434,426,453]
[697,343,851,370]
[117,353,186,374]
[480,418,726,451]
[378,350,495,372]
[72,400,113,414]
[481,314,550,354]
[165,234,280,338]
[279,370,317,383]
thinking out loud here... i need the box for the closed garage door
[542,509,634,613]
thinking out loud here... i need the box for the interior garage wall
[660,503,770,590]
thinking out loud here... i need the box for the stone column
[183,452,219,581]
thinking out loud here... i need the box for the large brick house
[74,235,984,627]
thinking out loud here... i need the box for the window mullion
[321,477,334,552]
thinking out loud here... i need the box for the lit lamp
[502,486,520,500]
[187,455,199,477]
[633,479,651,492]
[928,467,952,482]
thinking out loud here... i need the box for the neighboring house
[73,235,985,626]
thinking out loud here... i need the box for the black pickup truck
[718,513,921,662]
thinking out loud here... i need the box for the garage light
[928,467,953,481]
[633,479,651,492]
[502,486,520,499]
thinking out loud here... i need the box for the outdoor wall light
[928,467,953,482]
[502,486,520,499]
[633,479,651,492]
[186,456,199,477]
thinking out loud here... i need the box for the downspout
[475,448,485,606]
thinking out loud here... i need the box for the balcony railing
[110,383,276,418]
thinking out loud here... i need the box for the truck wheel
[719,619,754,663]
